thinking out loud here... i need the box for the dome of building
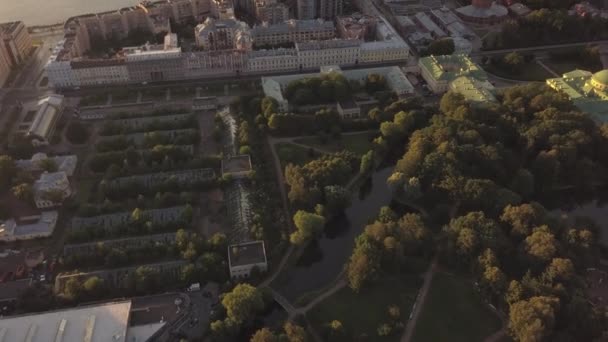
[591,69,608,90]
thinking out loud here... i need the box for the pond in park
[275,166,419,301]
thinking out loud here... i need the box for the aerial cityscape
[0,0,607,341]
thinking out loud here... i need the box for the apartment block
[0,21,32,67]
[255,0,290,23]
[252,19,335,46]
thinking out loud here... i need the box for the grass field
[75,179,96,203]
[80,94,108,107]
[485,62,553,82]
[411,272,502,342]
[274,142,323,169]
[111,91,139,104]
[294,132,376,155]
[308,275,422,341]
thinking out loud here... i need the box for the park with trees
[484,8,608,50]
[297,83,608,341]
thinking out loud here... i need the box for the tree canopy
[221,283,264,324]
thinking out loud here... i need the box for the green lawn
[542,59,602,76]
[411,272,502,342]
[75,179,96,203]
[309,275,422,341]
[484,62,553,82]
[111,91,139,104]
[275,142,323,169]
[541,61,580,75]
[294,132,376,155]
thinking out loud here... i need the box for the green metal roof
[592,69,608,86]
[419,54,487,82]
[450,76,496,104]
[546,69,608,120]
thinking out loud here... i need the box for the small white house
[336,99,361,118]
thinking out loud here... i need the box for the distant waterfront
[0,0,140,26]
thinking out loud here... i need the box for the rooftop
[16,153,78,177]
[414,12,446,38]
[228,240,267,267]
[27,95,64,141]
[252,18,335,35]
[34,171,69,193]
[15,211,58,237]
[592,69,608,86]
[338,98,359,109]
[0,301,132,342]
[546,69,608,121]
[222,155,253,175]
[456,2,508,18]
[296,39,361,51]
[450,76,496,104]
[419,54,486,82]
[0,21,23,35]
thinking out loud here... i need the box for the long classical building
[546,69,608,122]
[418,54,486,93]
[46,7,410,88]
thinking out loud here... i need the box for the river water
[0,0,140,26]
[275,167,398,301]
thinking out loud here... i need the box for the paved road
[401,256,438,342]
[473,40,608,57]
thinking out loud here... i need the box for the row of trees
[68,205,194,243]
[485,9,608,49]
[96,130,199,153]
[548,46,603,72]
[89,145,208,174]
[99,114,198,136]
[231,96,288,248]
[63,230,229,300]
[88,145,192,173]
[77,191,199,217]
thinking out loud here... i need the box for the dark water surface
[0,0,140,26]
[276,167,396,300]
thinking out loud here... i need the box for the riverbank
[0,0,140,27]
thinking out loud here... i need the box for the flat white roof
[0,301,132,342]
[14,211,58,237]
[27,95,64,140]
[125,322,165,342]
